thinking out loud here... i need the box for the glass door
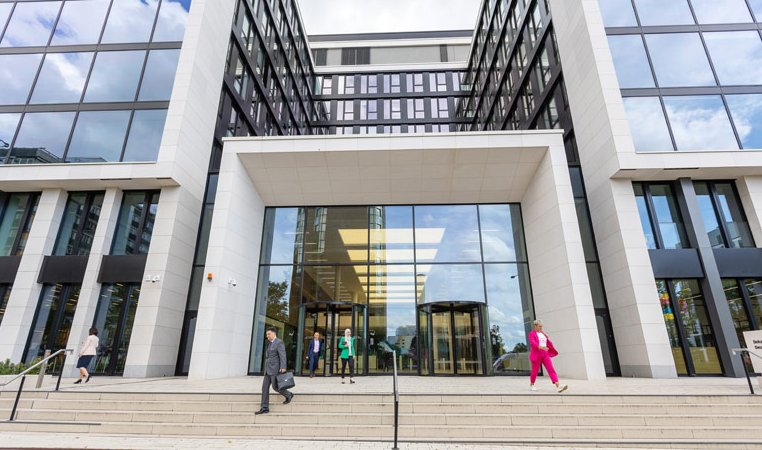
[24,283,82,372]
[298,302,366,376]
[419,302,486,376]
[432,310,454,374]
[453,307,483,375]
[92,284,141,375]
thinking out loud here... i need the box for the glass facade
[250,204,533,376]
[633,182,689,250]
[53,192,104,256]
[24,283,81,369]
[694,181,755,248]
[92,283,141,375]
[722,279,762,350]
[0,192,39,256]
[111,191,160,255]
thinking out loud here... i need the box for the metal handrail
[392,350,399,450]
[2,348,72,422]
[731,348,761,395]
[0,348,72,388]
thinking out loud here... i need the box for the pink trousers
[530,354,559,384]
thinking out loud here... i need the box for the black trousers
[340,356,354,378]
[260,374,291,409]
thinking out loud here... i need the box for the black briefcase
[276,371,295,390]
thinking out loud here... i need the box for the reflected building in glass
[0,0,761,382]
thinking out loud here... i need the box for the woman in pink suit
[529,319,568,393]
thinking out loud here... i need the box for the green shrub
[0,358,43,375]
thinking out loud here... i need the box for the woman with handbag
[528,319,568,393]
[338,328,356,384]
[74,327,99,384]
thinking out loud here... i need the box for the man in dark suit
[255,327,293,415]
[306,331,324,378]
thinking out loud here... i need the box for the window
[0,284,11,328]
[633,182,689,249]
[726,94,762,149]
[313,49,327,66]
[111,191,161,255]
[360,100,378,120]
[407,99,425,119]
[691,0,753,24]
[31,53,94,104]
[53,192,105,256]
[360,75,377,94]
[84,51,146,102]
[138,49,182,101]
[337,100,354,121]
[0,54,43,105]
[25,283,82,366]
[430,98,449,119]
[51,0,110,46]
[429,73,448,92]
[383,74,401,93]
[722,279,762,352]
[663,96,738,150]
[607,35,655,89]
[11,112,76,163]
[645,34,715,87]
[340,47,370,65]
[122,109,168,162]
[622,97,673,152]
[67,110,131,162]
[101,0,159,44]
[384,99,401,120]
[632,0,694,26]
[694,181,755,248]
[598,0,637,26]
[0,1,61,47]
[406,73,424,93]
[0,193,39,256]
[338,75,355,94]
[321,77,333,95]
[153,0,191,42]
[703,31,762,86]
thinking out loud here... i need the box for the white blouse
[537,332,548,348]
[80,335,99,356]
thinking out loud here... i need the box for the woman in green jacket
[339,328,356,384]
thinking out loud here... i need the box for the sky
[297,0,480,35]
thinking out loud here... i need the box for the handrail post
[9,375,26,421]
[392,350,399,450]
[36,349,51,389]
[55,350,69,391]
[741,351,755,395]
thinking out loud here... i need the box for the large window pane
[260,208,303,265]
[0,4,13,35]
[623,97,674,152]
[0,1,61,47]
[153,0,191,42]
[650,184,688,249]
[0,194,34,256]
[479,204,526,262]
[84,50,146,102]
[303,207,368,264]
[722,279,752,349]
[11,112,76,163]
[0,113,21,153]
[745,279,762,334]
[633,0,694,25]
[0,54,43,105]
[101,0,159,44]
[694,182,725,248]
[634,183,658,249]
[30,52,94,104]
[485,263,532,374]
[598,0,637,27]
[751,0,762,20]
[138,49,181,101]
[726,94,762,149]
[0,285,11,327]
[122,109,167,162]
[691,0,753,24]
[607,35,655,88]
[417,264,485,304]
[51,0,110,45]
[415,205,481,263]
[646,34,715,87]
[91,284,140,374]
[301,265,367,304]
[714,182,755,248]
[66,111,131,163]
[657,280,688,375]
[369,206,414,263]
[25,284,81,366]
[704,32,762,86]
[672,279,722,375]
[54,192,104,255]
[663,96,738,150]
[111,192,159,255]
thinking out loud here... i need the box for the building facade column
[0,189,68,362]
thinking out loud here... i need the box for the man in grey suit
[255,327,293,415]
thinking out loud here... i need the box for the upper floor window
[0,192,39,256]
[406,73,424,93]
[694,181,755,248]
[53,191,104,256]
[111,191,160,255]
[340,47,369,65]
[634,182,689,250]
[383,74,401,94]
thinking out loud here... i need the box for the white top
[80,335,99,356]
[313,339,320,353]
[537,331,547,349]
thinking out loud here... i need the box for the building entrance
[418,302,486,375]
[296,301,366,376]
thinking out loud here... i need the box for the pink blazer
[529,330,558,363]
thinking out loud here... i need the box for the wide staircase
[1,390,762,448]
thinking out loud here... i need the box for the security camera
[228,278,237,287]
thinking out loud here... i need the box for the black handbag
[276,371,295,390]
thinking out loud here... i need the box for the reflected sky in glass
[66,110,131,162]
[704,31,762,86]
[260,208,302,265]
[751,0,762,20]
[726,94,762,149]
[0,4,12,33]
[0,113,20,152]
[663,96,739,150]
[646,34,715,87]
[691,0,753,24]
[479,204,525,262]
[633,0,694,25]
[101,0,159,44]
[415,205,481,263]
[623,97,674,152]
[51,0,110,45]
[368,265,416,340]
[607,35,655,88]
[138,49,181,101]
[484,263,531,357]
[84,50,145,102]
[121,109,167,161]
[597,0,637,27]
[416,264,485,304]
[31,52,93,104]
[153,0,191,42]
[12,112,76,161]
[634,185,657,249]
[0,1,60,47]
[0,54,42,105]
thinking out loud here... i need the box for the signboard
[742,330,762,375]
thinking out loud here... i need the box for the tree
[266,281,290,323]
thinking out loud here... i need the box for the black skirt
[76,355,94,369]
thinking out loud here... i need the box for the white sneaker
[529,385,537,391]
[557,384,568,393]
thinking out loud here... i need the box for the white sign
[742,330,762,375]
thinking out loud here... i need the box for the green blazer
[338,336,356,359]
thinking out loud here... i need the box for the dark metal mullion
[10,193,35,256]
[118,110,137,162]
[48,284,71,354]
[708,182,734,248]
[44,0,66,48]
[450,306,458,375]
[644,185,666,250]
[667,280,697,376]
[60,109,81,163]
[109,284,135,375]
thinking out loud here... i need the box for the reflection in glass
[0,285,11,327]
[607,35,655,88]
[672,279,722,375]
[0,193,36,256]
[479,204,526,262]
[92,284,140,374]
[623,97,673,152]
[301,265,367,304]
[650,184,688,249]
[722,279,752,349]
[304,207,369,264]
[12,112,76,163]
[122,109,167,162]
[153,0,191,42]
[704,32,762,86]
[101,0,159,44]
[634,183,657,249]
[0,1,61,47]
[84,50,146,102]
[726,94,762,149]
[691,0,753,24]
[0,113,21,154]
[664,96,738,150]
[746,280,762,333]
[0,54,43,105]
[111,191,160,255]
[250,265,299,373]
[370,206,414,263]
[752,0,762,20]
[51,0,110,45]
[31,52,94,104]
[597,0,637,27]
[485,264,532,373]
[54,192,105,256]
[415,205,481,263]
[260,208,303,265]
[714,183,755,248]
[25,283,81,368]
[694,182,725,248]
[138,50,181,101]
[633,0,694,25]
[646,34,715,87]
[417,264,485,304]
[657,280,688,375]
[66,111,131,162]
[0,4,13,35]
